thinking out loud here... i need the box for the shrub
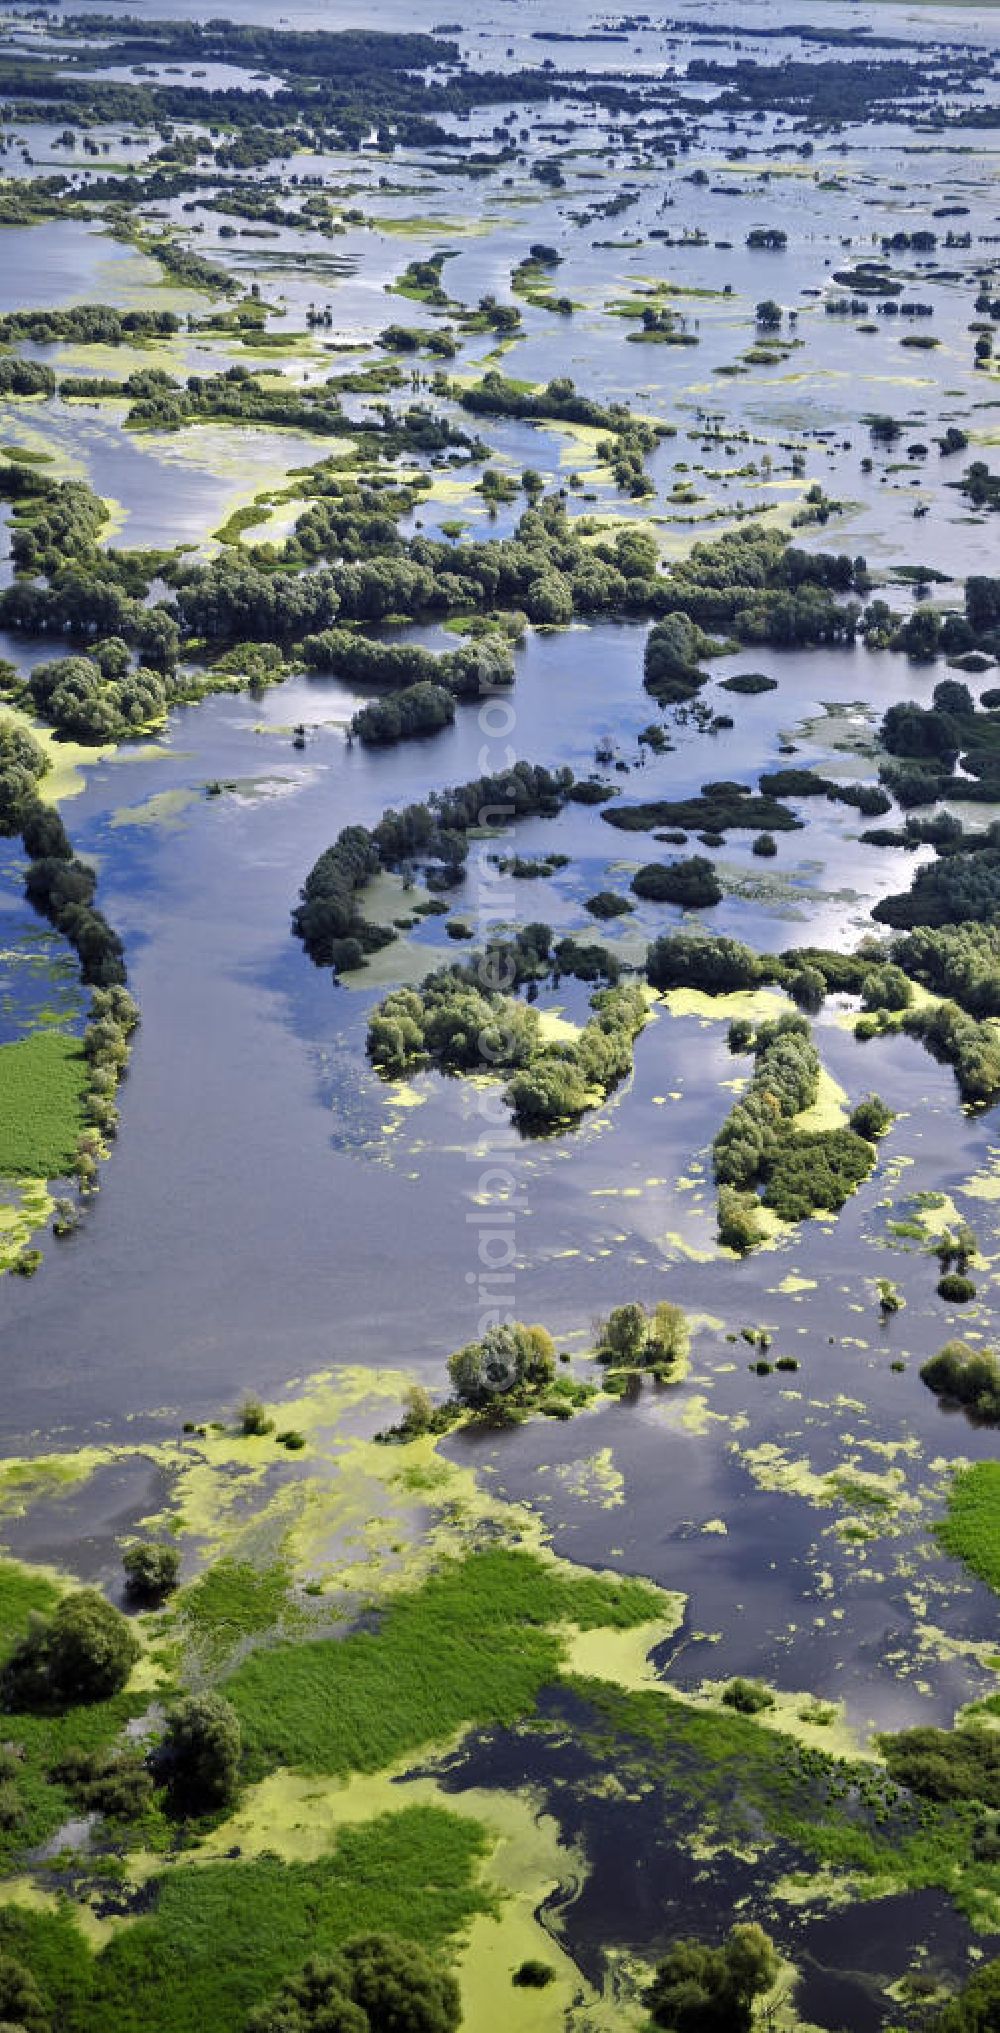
[512,1961,557,1988]
[937,1273,976,1304]
[721,1678,775,1715]
[632,856,721,907]
[646,932,762,994]
[54,1744,154,1820]
[0,1954,49,2033]
[162,1691,242,1811]
[647,1923,779,2033]
[246,1936,461,2033]
[585,890,633,919]
[861,964,912,1013]
[447,1322,556,1410]
[752,833,777,858]
[240,1395,275,1437]
[921,1340,1000,1418]
[850,1094,894,1139]
[717,1186,767,1253]
[4,1589,140,1709]
[122,1542,181,1602]
[879,1724,1000,1806]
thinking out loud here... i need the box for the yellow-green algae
[0,1368,684,2024]
[190,1766,605,2032]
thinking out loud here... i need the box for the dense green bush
[849,1094,894,1139]
[351,683,455,746]
[247,1936,460,2033]
[879,1724,1000,1806]
[920,1340,1000,1418]
[447,1323,556,1410]
[931,1958,1000,2030]
[162,1692,243,1811]
[646,1924,779,2033]
[721,1678,774,1715]
[594,1300,689,1372]
[4,1590,140,1709]
[122,1543,180,1602]
[632,857,721,907]
[0,1952,49,2033]
[646,932,764,994]
[937,1273,976,1304]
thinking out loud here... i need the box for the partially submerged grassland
[0,1032,87,1178]
[0,1371,992,2029]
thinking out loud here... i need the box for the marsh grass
[0,1032,87,1177]
[937,1461,1000,1592]
[224,1546,663,1779]
[0,1807,491,2033]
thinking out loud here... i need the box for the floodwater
[2,0,1000,2017]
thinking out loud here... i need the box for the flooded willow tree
[0,2,998,2028]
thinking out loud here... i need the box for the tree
[0,1955,49,2033]
[651,1302,690,1368]
[163,1691,242,1810]
[4,1590,140,1709]
[647,1923,779,2032]
[122,1542,181,1602]
[447,1323,556,1408]
[247,1937,461,2033]
[755,299,782,329]
[850,1094,894,1140]
[601,1303,648,1364]
[932,1956,1000,2029]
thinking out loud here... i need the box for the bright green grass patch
[0,1559,153,1861]
[0,1807,492,2033]
[0,1558,60,1650]
[937,1461,1000,1594]
[0,1032,87,1177]
[225,1546,664,1779]
[177,1560,301,1666]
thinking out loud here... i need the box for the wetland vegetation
[2,2,1000,2028]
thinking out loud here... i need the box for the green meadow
[0,1032,87,1177]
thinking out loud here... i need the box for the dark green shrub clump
[879,1723,1000,1806]
[937,1273,976,1304]
[54,1744,154,1820]
[0,1953,49,2033]
[122,1542,181,1602]
[647,1923,779,2033]
[240,1394,275,1437]
[721,1678,774,1715]
[247,1935,461,2033]
[4,1589,140,1709]
[850,1093,894,1139]
[162,1691,243,1811]
[585,890,634,919]
[512,1960,557,1988]
[920,1339,1000,1418]
[632,856,722,907]
[718,672,777,695]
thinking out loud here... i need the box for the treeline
[646,929,1000,1110]
[172,501,661,644]
[645,524,865,649]
[712,1012,880,1249]
[368,971,648,1131]
[0,305,179,344]
[302,628,514,700]
[0,717,136,1198]
[293,761,575,971]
